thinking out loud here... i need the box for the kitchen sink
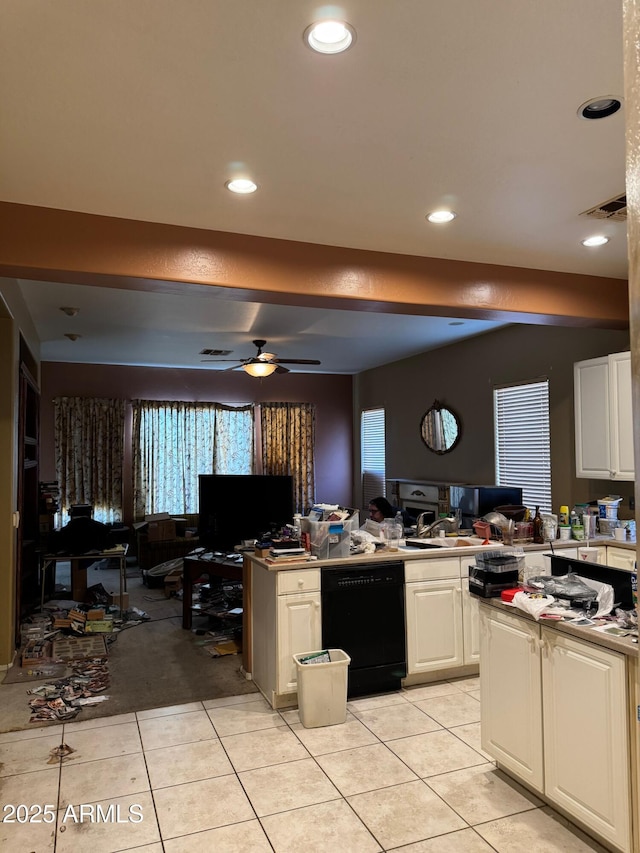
[403,537,503,550]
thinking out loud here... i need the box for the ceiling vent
[580,193,627,221]
[200,349,233,356]
[199,348,233,356]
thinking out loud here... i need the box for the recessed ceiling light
[581,235,610,247]
[304,21,355,54]
[225,179,258,194]
[578,97,622,120]
[426,210,456,224]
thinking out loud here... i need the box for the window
[132,401,254,517]
[494,380,551,512]
[361,408,386,506]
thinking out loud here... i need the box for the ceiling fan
[201,339,321,377]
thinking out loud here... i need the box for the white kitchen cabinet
[480,603,632,852]
[276,591,321,694]
[479,606,544,791]
[460,556,481,663]
[574,351,634,480]
[251,565,321,707]
[605,546,636,573]
[460,577,480,663]
[405,558,463,674]
[542,630,631,853]
[405,579,463,674]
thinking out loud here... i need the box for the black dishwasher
[321,561,406,698]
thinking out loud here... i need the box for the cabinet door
[459,558,480,664]
[460,578,480,664]
[609,351,634,480]
[542,630,631,852]
[276,592,321,694]
[574,356,611,479]
[479,607,543,791]
[605,546,636,572]
[405,579,463,674]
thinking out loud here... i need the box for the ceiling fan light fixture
[581,234,610,247]
[225,178,258,194]
[426,210,456,224]
[243,361,277,377]
[304,21,355,54]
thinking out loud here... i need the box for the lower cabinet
[479,606,544,790]
[405,577,463,673]
[605,546,636,572]
[251,565,321,706]
[480,605,632,853]
[276,591,321,694]
[406,555,482,674]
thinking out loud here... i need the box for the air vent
[199,348,232,356]
[580,193,627,221]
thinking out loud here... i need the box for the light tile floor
[0,675,608,853]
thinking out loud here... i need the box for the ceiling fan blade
[275,365,290,374]
[272,358,321,365]
[200,358,244,363]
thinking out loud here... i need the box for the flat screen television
[198,474,294,553]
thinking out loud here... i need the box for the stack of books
[265,547,311,564]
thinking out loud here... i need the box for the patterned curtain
[260,402,315,513]
[131,400,254,519]
[54,397,125,524]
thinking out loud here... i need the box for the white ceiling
[1,1,628,373]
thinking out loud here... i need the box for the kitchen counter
[478,596,637,658]
[248,538,584,572]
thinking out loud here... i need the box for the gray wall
[354,324,632,516]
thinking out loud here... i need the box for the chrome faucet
[416,513,459,538]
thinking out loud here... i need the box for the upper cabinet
[574,351,634,480]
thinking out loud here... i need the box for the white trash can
[293,649,351,728]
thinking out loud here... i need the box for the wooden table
[40,544,129,611]
[182,553,244,630]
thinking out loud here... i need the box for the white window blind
[361,408,386,506]
[494,380,551,513]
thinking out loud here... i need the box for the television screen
[198,474,294,553]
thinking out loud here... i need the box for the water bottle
[292,513,302,542]
[394,510,404,532]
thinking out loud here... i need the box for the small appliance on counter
[468,549,523,598]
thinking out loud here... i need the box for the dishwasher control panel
[321,561,404,592]
[336,572,396,587]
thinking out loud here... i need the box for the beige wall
[354,324,632,514]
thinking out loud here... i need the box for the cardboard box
[164,571,183,598]
[145,513,176,542]
[109,592,129,610]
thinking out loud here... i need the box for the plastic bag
[527,573,598,602]
[511,592,556,620]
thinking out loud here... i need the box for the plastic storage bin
[301,512,359,560]
[293,649,351,728]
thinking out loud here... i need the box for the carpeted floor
[0,560,258,733]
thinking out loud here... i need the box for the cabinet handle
[314,600,320,609]
[298,579,304,587]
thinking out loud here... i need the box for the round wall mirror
[420,400,461,454]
